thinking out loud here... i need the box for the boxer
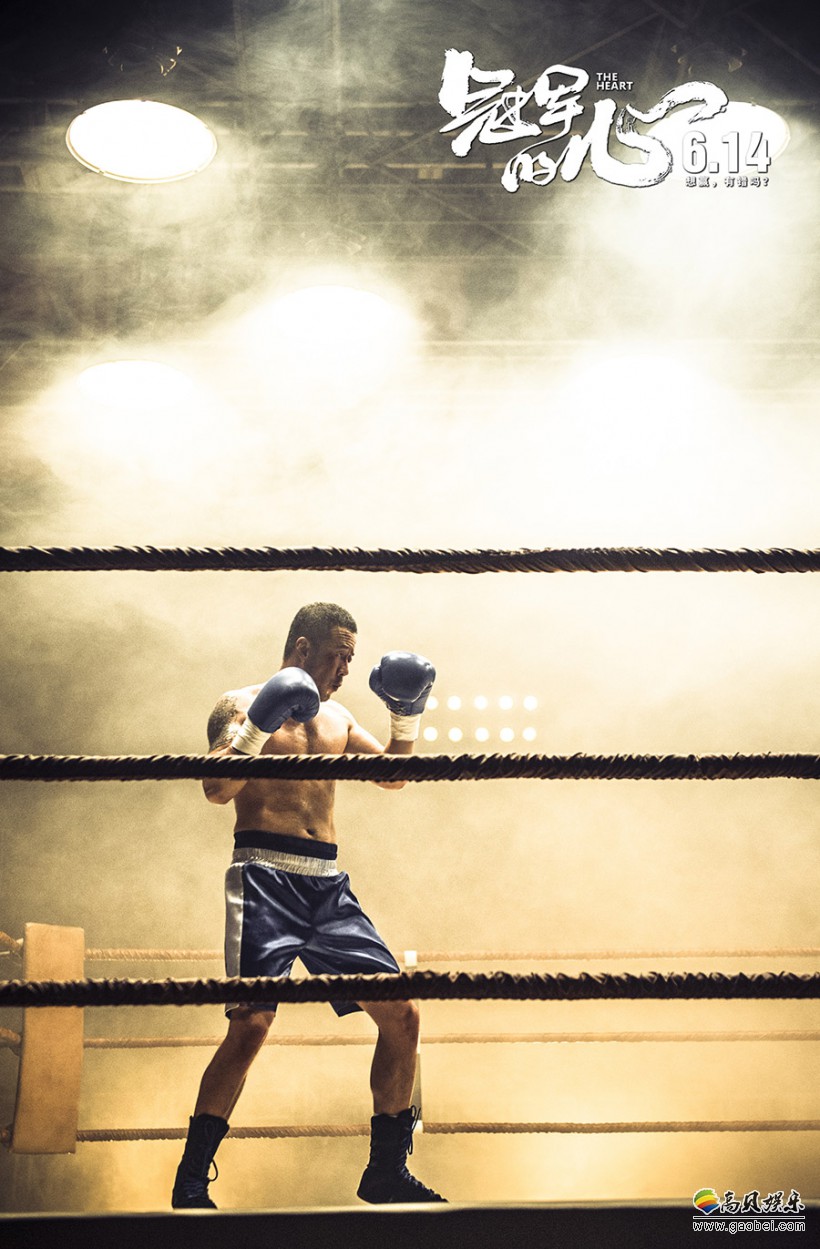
[171,602,444,1207]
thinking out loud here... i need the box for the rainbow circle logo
[693,1188,721,1215]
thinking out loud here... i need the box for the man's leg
[361,998,419,1113]
[195,1007,276,1118]
[302,869,445,1202]
[172,1008,275,1208]
[356,999,445,1203]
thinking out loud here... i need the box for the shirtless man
[171,602,444,1208]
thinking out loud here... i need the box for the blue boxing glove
[231,667,320,756]
[369,651,436,742]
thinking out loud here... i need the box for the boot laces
[405,1105,422,1156]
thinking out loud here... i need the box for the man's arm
[360,650,436,790]
[346,718,414,790]
[202,692,250,805]
[202,670,321,803]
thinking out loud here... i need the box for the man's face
[302,626,356,701]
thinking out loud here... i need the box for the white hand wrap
[231,716,269,757]
[389,711,421,742]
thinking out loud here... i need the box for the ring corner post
[10,922,85,1154]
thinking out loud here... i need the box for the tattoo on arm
[207,695,241,751]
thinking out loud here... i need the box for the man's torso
[230,688,352,842]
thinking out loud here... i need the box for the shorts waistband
[232,830,339,877]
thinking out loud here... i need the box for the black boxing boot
[357,1107,446,1203]
[171,1113,229,1209]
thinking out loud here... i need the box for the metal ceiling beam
[740,11,820,79]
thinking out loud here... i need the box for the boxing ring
[1,544,819,1246]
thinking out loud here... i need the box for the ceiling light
[66,99,217,183]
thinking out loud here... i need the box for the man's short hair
[283,603,357,658]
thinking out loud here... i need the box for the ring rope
[405,947,820,961]
[1,545,819,575]
[2,752,820,782]
[3,1029,818,1055]
[73,1029,820,1048]
[61,1121,820,1142]
[2,1122,816,1148]
[7,932,812,964]
[86,948,223,961]
[80,945,820,962]
[1,971,818,1009]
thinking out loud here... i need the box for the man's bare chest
[262,709,348,756]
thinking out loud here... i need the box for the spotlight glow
[66,100,217,183]
[522,727,537,742]
[77,361,195,410]
[523,696,538,711]
[552,349,725,538]
[61,360,219,480]
[422,727,438,742]
[248,286,413,363]
[500,728,515,743]
[447,696,462,711]
[475,727,490,743]
[499,696,513,710]
[243,284,417,411]
[448,728,463,743]
[474,695,488,710]
[426,696,439,711]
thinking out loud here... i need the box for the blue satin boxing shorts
[224,830,400,1016]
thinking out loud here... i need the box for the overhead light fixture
[66,99,217,183]
[104,38,182,77]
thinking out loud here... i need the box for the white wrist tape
[389,711,421,742]
[231,716,269,756]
